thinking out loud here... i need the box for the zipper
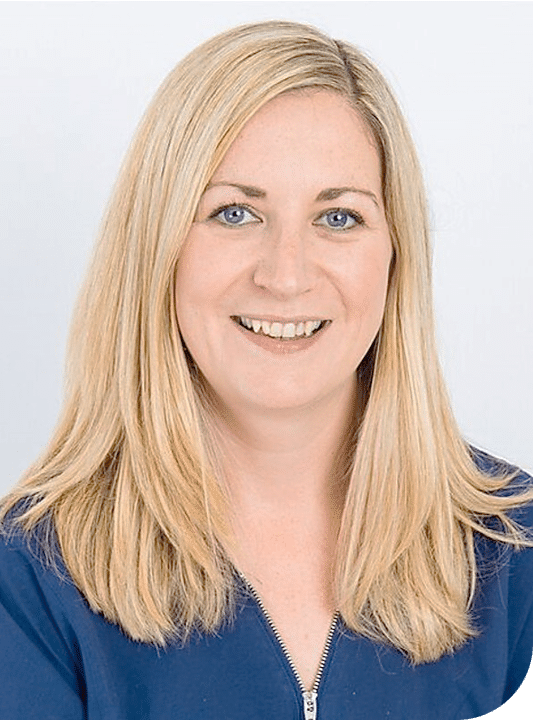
[239,572,338,720]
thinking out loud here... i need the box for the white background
[0,3,531,716]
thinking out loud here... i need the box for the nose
[252,224,317,299]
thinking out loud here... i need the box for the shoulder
[0,512,80,628]
[0,505,62,571]
[1,518,61,593]
[468,446,533,618]
[0,517,91,716]
[470,445,533,527]
[468,449,533,696]
[470,445,530,481]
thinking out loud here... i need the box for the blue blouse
[1,451,532,719]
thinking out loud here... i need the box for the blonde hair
[2,20,532,664]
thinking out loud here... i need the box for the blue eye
[213,205,260,226]
[316,209,364,230]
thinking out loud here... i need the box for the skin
[175,89,392,688]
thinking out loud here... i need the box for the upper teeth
[237,316,324,339]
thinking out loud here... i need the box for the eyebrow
[315,186,379,207]
[205,182,380,207]
[206,182,266,198]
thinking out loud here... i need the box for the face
[175,90,392,419]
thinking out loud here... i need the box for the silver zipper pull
[302,691,318,720]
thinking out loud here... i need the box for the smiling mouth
[231,315,330,340]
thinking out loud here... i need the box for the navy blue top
[1,451,532,719]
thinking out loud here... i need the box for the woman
[1,20,532,720]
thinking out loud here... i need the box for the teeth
[282,323,296,339]
[305,320,317,337]
[270,322,282,338]
[237,316,325,340]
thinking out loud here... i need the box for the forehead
[211,90,381,191]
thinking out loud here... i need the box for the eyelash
[208,203,366,230]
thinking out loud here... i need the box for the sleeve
[0,536,86,719]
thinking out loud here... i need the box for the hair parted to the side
[2,20,533,664]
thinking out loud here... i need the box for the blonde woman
[1,21,532,720]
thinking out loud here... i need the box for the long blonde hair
[2,20,532,664]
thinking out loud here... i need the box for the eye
[211,204,260,226]
[314,209,365,230]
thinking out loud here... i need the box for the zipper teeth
[240,572,338,695]
[311,614,338,693]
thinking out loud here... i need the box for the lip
[231,316,330,355]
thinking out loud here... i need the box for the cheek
[175,233,220,313]
[176,227,247,302]
[174,230,243,353]
[344,240,392,318]
[175,258,199,332]
[174,240,208,350]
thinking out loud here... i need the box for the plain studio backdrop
[0,3,531,717]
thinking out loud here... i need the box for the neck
[207,379,359,519]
